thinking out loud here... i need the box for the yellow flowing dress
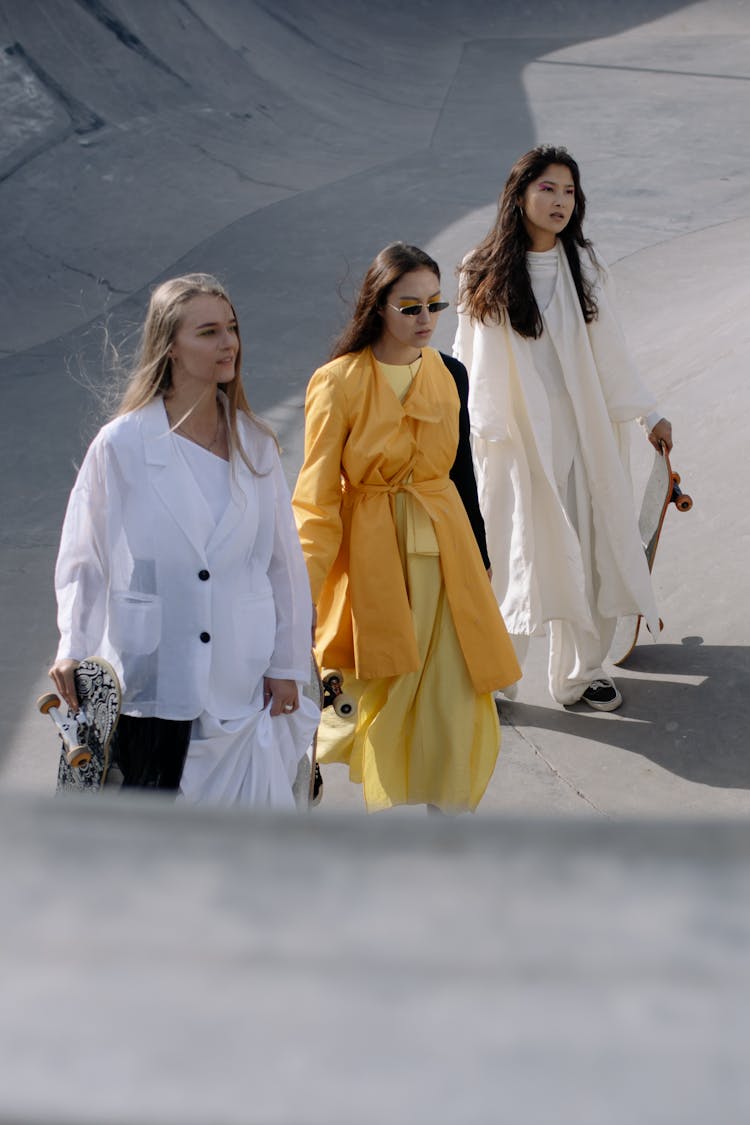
[293,347,521,813]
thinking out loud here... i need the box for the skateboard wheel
[37,692,61,714]
[66,745,92,769]
[333,692,355,718]
[672,471,681,486]
[676,493,693,512]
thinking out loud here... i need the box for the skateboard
[37,658,121,793]
[321,669,355,718]
[608,444,692,665]
[293,654,325,809]
[292,661,356,808]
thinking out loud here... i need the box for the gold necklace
[174,409,223,452]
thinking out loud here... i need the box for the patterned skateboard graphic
[54,659,121,793]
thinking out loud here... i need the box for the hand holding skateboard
[648,417,673,453]
[37,657,121,792]
[608,441,692,665]
[47,657,81,713]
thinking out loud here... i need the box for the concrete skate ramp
[1,0,750,812]
[1,0,715,352]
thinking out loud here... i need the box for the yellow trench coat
[293,347,520,696]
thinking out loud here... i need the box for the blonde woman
[48,274,318,805]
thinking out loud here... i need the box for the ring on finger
[283,703,294,713]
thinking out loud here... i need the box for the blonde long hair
[116,273,278,473]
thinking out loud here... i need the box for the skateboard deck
[608,445,692,666]
[293,653,325,809]
[292,660,356,808]
[37,658,121,793]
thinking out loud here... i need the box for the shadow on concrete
[505,640,750,790]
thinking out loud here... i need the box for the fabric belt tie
[344,476,450,677]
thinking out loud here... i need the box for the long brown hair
[330,242,441,359]
[459,145,598,338]
[116,273,277,473]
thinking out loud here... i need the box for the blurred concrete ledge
[1,792,747,1124]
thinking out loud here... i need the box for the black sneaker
[580,678,622,712]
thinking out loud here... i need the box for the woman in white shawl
[454,145,673,711]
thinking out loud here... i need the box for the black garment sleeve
[440,351,491,570]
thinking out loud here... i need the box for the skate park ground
[1,3,749,1122]
[1,0,748,816]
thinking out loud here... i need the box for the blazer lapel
[141,399,214,559]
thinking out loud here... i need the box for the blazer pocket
[108,592,162,654]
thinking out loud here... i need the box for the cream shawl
[454,242,660,638]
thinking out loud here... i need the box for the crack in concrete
[428,40,465,152]
[177,0,251,65]
[59,260,129,296]
[20,236,128,297]
[502,709,609,816]
[255,0,365,68]
[190,142,299,191]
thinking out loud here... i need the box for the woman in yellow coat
[293,243,520,812]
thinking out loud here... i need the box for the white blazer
[55,396,313,720]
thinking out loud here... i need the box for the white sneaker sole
[582,691,623,713]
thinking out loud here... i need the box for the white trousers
[510,451,616,706]
[510,615,616,706]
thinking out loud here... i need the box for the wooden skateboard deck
[37,658,121,793]
[608,445,692,666]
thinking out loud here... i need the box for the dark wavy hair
[330,242,441,359]
[459,145,598,338]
